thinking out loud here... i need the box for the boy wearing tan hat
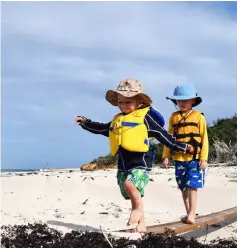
[76,78,193,232]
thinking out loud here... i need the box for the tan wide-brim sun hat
[105,78,152,106]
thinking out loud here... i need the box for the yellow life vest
[109,107,150,156]
[171,110,203,159]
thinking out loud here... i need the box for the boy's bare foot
[136,220,146,233]
[184,214,196,224]
[126,218,146,233]
[181,215,188,222]
[127,208,142,226]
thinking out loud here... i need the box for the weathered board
[118,206,237,234]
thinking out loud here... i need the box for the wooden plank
[118,206,237,234]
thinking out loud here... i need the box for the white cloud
[2,2,237,169]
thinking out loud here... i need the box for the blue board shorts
[175,160,205,192]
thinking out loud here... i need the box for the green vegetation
[90,153,117,168]
[208,114,237,146]
[207,114,237,162]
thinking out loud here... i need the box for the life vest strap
[176,133,201,139]
[187,137,203,160]
[109,122,140,131]
[171,111,203,160]
[144,139,149,145]
[173,122,198,129]
[122,122,140,127]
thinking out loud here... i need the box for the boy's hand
[199,160,207,169]
[186,144,194,154]
[162,158,169,169]
[75,116,86,125]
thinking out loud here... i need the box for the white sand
[1,166,237,242]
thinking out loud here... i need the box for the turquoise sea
[0,168,39,172]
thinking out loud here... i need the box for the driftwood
[118,206,237,234]
[213,139,237,162]
[208,162,237,167]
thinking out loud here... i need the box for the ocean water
[0,168,39,173]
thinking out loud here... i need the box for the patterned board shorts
[117,169,150,200]
[175,160,205,192]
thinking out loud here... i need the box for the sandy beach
[1,166,237,243]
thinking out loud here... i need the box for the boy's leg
[184,160,205,224]
[186,188,197,224]
[123,169,149,232]
[175,161,189,219]
[136,201,146,233]
[117,171,142,227]
[182,190,189,215]
[124,180,143,225]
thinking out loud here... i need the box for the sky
[1,1,237,170]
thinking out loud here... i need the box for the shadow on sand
[47,220,100,232]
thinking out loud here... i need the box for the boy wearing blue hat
[163,84,209,224]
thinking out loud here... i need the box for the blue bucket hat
[166,84,202,107]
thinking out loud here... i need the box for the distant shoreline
[0,168,40,173]
[1,161,236,173]
[0,167,82,173]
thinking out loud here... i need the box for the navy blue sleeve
[80,118,110,137]
[149,106,165,127]
[144,108,187,152]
